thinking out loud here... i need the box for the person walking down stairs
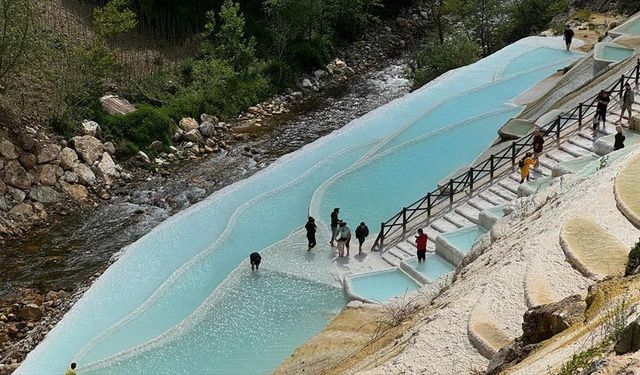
[519,153,534,184]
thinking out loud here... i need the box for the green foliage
[573,9,591,23]
[0,0,36,83]
[414,34,481,87]
[553,342,606,375]
[506,0,569,42]
[97,104,175,150]
[618,1,640,14]
[93,0,137,40]
[625,239,640,276]
[445,0,509,56]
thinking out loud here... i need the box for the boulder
[396,17,409,28]
[38,164,63,186]
[18,303,43,321]
[522,294,585,345]
[103,142,116,155]
[100,95,136,116]
[137,151,151,164]
[149,140,164,153]
[201,113,218,124]
[63,171,78,183]
[302,78,313,88]
[179,117,199,132]
[36,144,61,164]
[4,160,33,189]
[72,136,103,165]
[334,58,347,69]
[9,203,33,218]
[199,122,216,138]
[29,186,63,204]
[59,147,79,170]
[60,181,88,201]
[615,318,640,354]
[81,120,102,138]
[205,138,217,148]
[0,140,19,160]
[18,153,37,170]
[73,164,96,186]
[314,69,328,80]
[0,196,8,211]
[0,179,5,195]
[7,186,26,202]
[184,129,204,144]
[96,152,119,185]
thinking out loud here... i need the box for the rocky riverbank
[0,7,429,372]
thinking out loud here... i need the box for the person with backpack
[415,229,428,263]
[617,83,634,125]
[249,252,262,271]
[305,217,317,251]
[596,90,611,133]
[355,222,369,254]
[519,152,534,184]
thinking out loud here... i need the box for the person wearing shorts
[329,208,340,246]
[618,83,634,125]
[250,252,261,271]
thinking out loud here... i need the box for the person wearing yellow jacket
[519,152,534,184]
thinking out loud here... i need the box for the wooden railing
[372,58,640,252]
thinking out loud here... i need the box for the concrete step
[498,178,520,195]
[478,190,508,206]
[546,149,578,163]
[454,204,481,224]
[488,185,518,201]
[559,143,593,157]
[468,196,496,211]
[568,135,594,152]
[381,251,402,267]
[443,211,476,228]
[388,246,414,261]
[397,241,417,256]
[431,218,459,233]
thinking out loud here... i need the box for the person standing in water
[415,229,428,263]
[65,363,77,375]
[532,129,544,169]
[249,252,261,271]
[329,208,340,247]
[618,83,635,125]
[305,217,317,251]
[614,126,626,151]
[519,152,534,184]
[563,25,574,51]
[355,222,369,255]
[596,90,611,132]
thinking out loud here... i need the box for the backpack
[518,159,525,168]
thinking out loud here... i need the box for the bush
[414,34,481,87]
[625,239,640,276]
[98,104,176,151]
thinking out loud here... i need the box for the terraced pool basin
[346,269,421,303]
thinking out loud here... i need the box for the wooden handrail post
[449,179,454,206]
[511,142,517,169]
[402,207,407,233]
[556,116,561,143]
[379,223,385,251]
[620,75,625,98]
[469,167,474,194]
[578,103,583,128]
[426,193,432,217]
[490,154,495,182]
[636,58,639,84]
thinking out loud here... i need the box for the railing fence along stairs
[372,58,640,253]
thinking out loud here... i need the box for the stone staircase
[379,98,640,268]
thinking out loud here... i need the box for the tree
[424,0,447,43]
[93,0,138,41]
[446,0,508,56]
[413,33,481,87]
[0,0,35,84]
[506,0,568,43]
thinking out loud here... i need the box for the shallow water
[348,269,421,302]
[406,254,455,282]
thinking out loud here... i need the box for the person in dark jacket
[596,90,611,131]
[249,252,261,271]
[355,222,369,254]
[618,83,635,125]
[305,217,317,251]
[532,129,544,168]
[329,208,340,247]
[563,25,574,51]
[614,126,626,151]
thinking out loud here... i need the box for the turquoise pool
[405,254,455,282]
[347,269,421,302]
[440,226,488,254]
[601,45,634,62]
[16,37,582,375]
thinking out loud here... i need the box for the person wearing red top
[415,228,428,263]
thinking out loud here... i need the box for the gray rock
[201,113,218,124]
[18,153,37,170]
[149,141,164,153]
[60,181,88,201]
[96,152,120,185]
[81,120,102,138]
[205,138,217,148]
[100,95,136,116]
[184,129,204,144]
[63,171,78,183]
[0,179,5,195]
[59,147,79,170]
[0,197,8,211]
[0,140,19,160]
[73,164,96,186]
[18,303,42,321]
[615,318,640,355]
[4,160,33,189]
[301,78,313,88]
[29,186,63,204]
[179,117,199,132]
[314,69,328,79]
[72,136,103,165]
[103,142,116,155]
[7,186,26,202]
[137,151,151,164]
[38,164,63,186]
[522,294,585,345]
[37,144,61,164]
[199,122,216,138]
[9,202,32,218]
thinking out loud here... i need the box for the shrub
[414,34,481,87]
[98,104,176,151]
[625,239,640,276]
